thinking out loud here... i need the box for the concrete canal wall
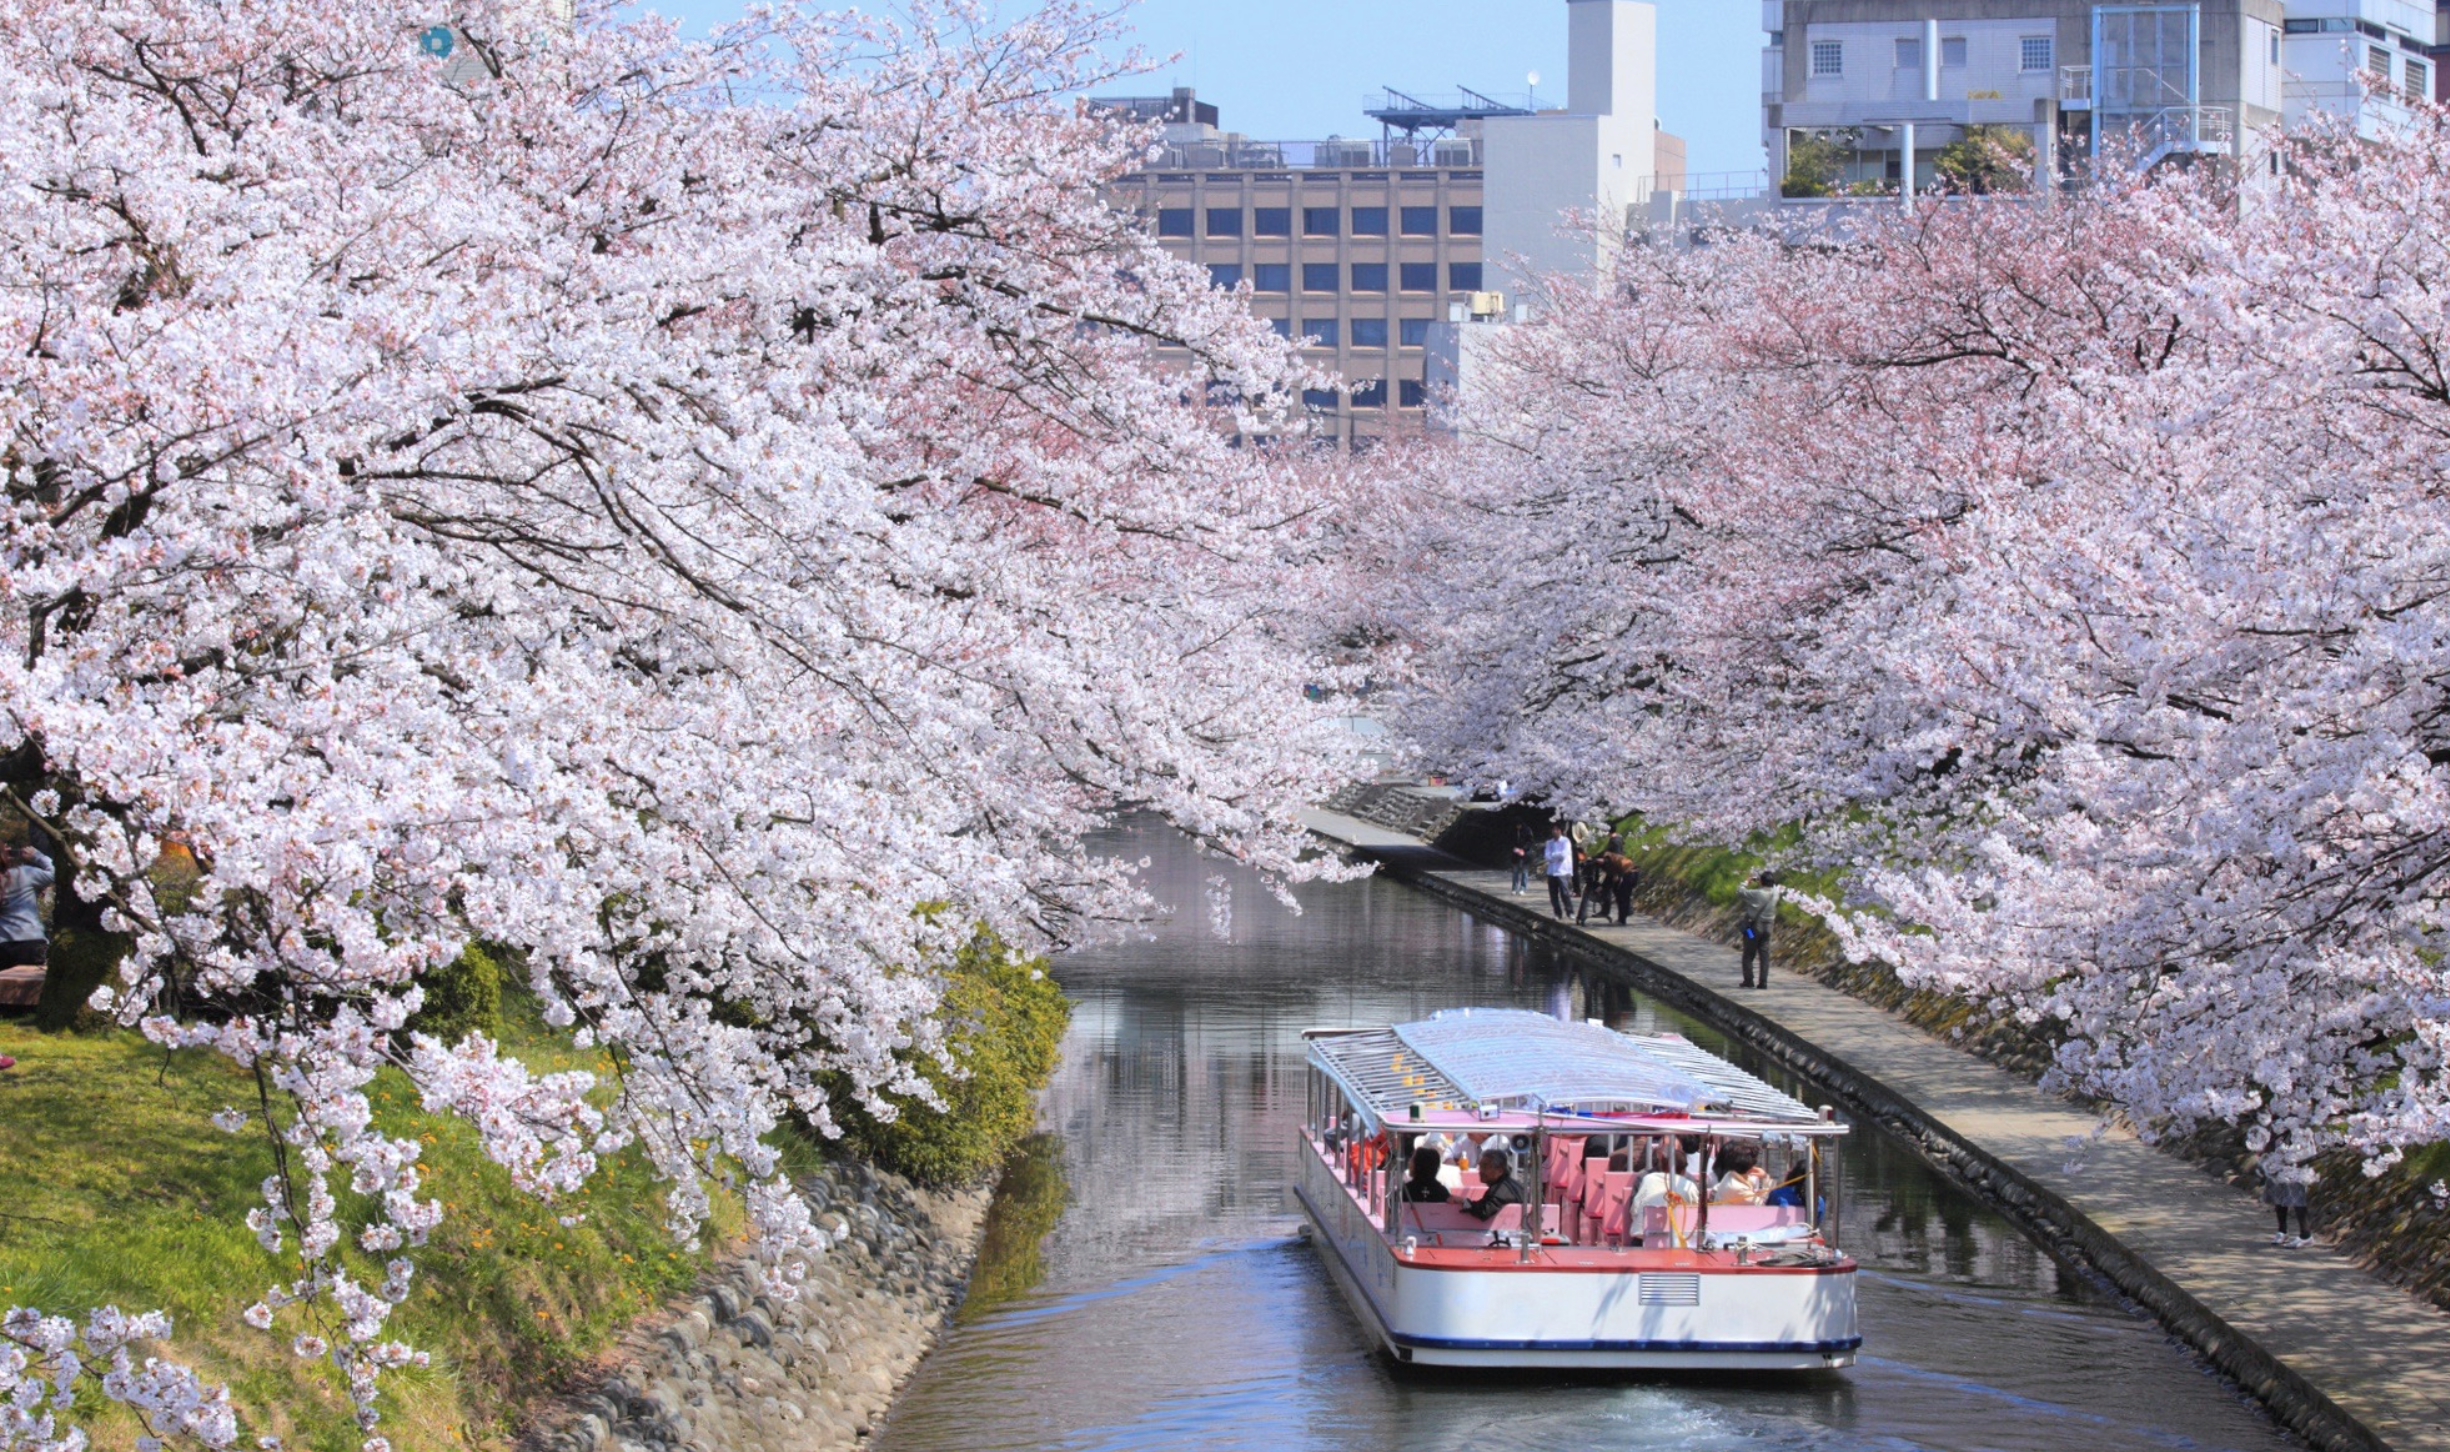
[526,1159,989,1452]
[1304,809,2450,1452]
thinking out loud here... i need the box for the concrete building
[1765,2,2294,195]
[2278,0,2435,134]
[1482,0,1665,288]
[1763,1,2434,199]
[1098,0,1675,452]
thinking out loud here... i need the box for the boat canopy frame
[1306,1009,1845,1139]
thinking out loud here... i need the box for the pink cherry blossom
[0,0,1363,1436]
[1379,112,2450,1187]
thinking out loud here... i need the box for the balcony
[2098,105,2235,168]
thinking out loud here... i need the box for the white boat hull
[1297,1143,1859,1371]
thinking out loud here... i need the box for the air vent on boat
[1638,1273,1701,1307]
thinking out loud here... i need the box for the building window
[1400,317,1432,347]
[1351,262,1389,292]
[1399,378,1427,408]
[1450,262,1485,292]
[1302,206,1340,236]
[1254,207,1292,237]
[1352,206,1389,235]
[1157,208,1194,237]
[1268,317,1293,338]
[1450,205,1484,234]
[1400,261,1438,293]
[1302,318,1340,348]
[1303,388,1340,412]
[1350,379,1387,409]
[2020,36,2052,73]
[1400,205,1439,235]
[1351,317,1389,348]
[1302,262,1340,292]
[1252,263,1291,293]
[1894,37,1921,69]
[1811,39,1843,78]
[1207,208,1242,237]
[1768,28,1784,47]
[1206,264,1243,290]
[1942,37,1967,68]
[2271,31,2281,65]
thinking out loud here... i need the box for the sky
[644,1,1768,179]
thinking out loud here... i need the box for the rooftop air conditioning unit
[1467,290,1506,320]
[1317,137,1374,167]
[1432,140,1477,166]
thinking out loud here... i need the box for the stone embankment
[527,1160,989,1452]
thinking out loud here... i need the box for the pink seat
[1595,1174,1635,1243]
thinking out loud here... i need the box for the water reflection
[876,829,2293,1452]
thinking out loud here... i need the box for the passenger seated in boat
[1630,1135,1702,1213]
[1461,1147,1526,1222]
[1400,1145,1451,1203]
[1713,1147,1771,1204]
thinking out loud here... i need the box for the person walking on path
[1544,825,1577,921]
[1737,871,1778,989]
[2262,1162,2313,1247]
[1510,821,1535,896]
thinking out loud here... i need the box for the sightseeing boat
[1296,1008,1859,1370]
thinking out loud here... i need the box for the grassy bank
[0,926,1070,1450]
[0,1012,739,1452]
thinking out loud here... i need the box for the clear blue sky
[639,1,1767,179]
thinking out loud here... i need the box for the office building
[1099,0,1676,452]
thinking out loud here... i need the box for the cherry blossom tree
[0,0,1356,1438]
[1383,120,2450,1188]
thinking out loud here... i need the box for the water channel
[875,827,2298,1452]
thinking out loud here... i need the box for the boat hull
[1297,1144,1858,1371]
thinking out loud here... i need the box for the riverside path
[1301,807,2450,1452]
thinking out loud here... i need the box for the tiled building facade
[1108,130,1490,452]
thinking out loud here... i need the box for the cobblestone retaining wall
[527,1160,989,1452]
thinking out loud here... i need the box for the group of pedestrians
[1514,821,1640,926]
[1513,818,1782,990]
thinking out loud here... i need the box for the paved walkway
[1299,808,2450,1452]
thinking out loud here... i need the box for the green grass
[0,1012,740,1452]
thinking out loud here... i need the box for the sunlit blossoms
[0,0,1357,1436]
[1379,117,2450,1183]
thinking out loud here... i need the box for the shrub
[833,930,1070,1189]
[407,940,508,1045]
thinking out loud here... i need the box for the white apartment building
[2279,0,2435,134]
[1765,2,2289,195]
[1764,1,2435,199]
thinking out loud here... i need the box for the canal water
[874,828,2296,1452]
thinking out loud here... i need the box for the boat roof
[1306,1009,1839,1135]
